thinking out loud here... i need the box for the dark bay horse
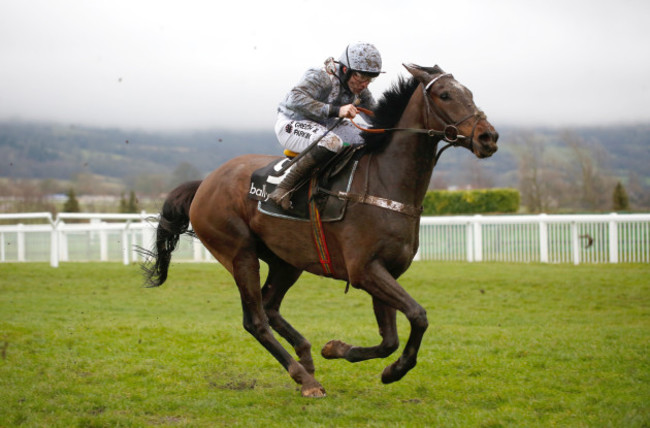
[142,64,498,397]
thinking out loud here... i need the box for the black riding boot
[268,145,335,210]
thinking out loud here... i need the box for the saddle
[248,146,363,222]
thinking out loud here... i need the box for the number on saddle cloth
[248,147,361,222]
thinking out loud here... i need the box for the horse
[141,64,498,397]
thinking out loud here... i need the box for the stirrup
[269,145,334,210]
[283,149,298,158]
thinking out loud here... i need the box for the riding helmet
[339,42,384,77]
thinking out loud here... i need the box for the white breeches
[274,114,365,154]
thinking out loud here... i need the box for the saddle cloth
[248,146,361,222]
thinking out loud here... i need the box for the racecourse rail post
[608,213,619,263]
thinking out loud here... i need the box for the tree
[63,188,81,212]
[128,191,138,212]
[513,132,566,212]
[7,178,57,214]
[129,173,168,197]
[461,156,495,189]
[626,172,650,209]
[72,172,100,195]
[119,190,139,213]
[119,193,127,213]
[612,181,630,211]
[563,131,614,211]
[169,162,202,188]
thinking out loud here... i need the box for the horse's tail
[139,180,202,287]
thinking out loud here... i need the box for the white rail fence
[416,213,649,264]
[0,212,213,267]
[1,212,649,266]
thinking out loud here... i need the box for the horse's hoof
[301,385,327,398]
[321,340,351,359]
[381,359,415,384]
[381,364,398,384]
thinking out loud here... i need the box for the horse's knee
[242,319,256,336]
[242,314,270,338]
[408,306,428,332]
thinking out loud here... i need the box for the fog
[1,0,649,130]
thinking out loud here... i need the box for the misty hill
[1,121,648,192]
[0,121,277,181]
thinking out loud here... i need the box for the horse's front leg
[348,260,428,384]
[321,297,399,362]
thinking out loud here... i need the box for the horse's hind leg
[321,297,399,362]
[232,249,326,397]
[261,260,315,374]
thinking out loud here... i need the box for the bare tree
[513,131,563,212]
[626,172,650,210]
[130,173,168,197]
[169,161,202,188]
[562,131,615,211]
[460,156,496,189]
[429,172,450,190]
[73,172,102,195]
[10,179,57,213]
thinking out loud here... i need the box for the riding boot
[269,145,336,210]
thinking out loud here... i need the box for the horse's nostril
[479,131,499,145]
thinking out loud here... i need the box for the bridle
[422,73,486,161]
[352,72,486,162]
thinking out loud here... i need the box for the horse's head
[404,64,498,159]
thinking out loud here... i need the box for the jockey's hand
[338,104,358,119]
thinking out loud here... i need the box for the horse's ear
[431,65,445,74]
[403,63,431,85]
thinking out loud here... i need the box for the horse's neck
[369,133,439,207]
[367,89,440,207]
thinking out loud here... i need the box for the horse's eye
[440,92,450,100]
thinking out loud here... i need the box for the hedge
[422,188,520,215]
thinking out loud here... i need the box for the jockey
[268,42,383,210]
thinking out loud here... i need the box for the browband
[424,73,452,91]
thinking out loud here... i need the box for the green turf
[0,262,648,427]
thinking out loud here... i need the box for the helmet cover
[339,42,383,75]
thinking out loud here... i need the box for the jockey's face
[347,71,374,95]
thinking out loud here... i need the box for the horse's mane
[362,65,443,152]
[362,76,419,151]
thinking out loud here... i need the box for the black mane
[362,76,420,151]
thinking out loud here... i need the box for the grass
[0,261,648,427]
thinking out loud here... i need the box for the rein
[351,73,486,162]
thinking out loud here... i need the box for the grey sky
[1,0,649,131]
